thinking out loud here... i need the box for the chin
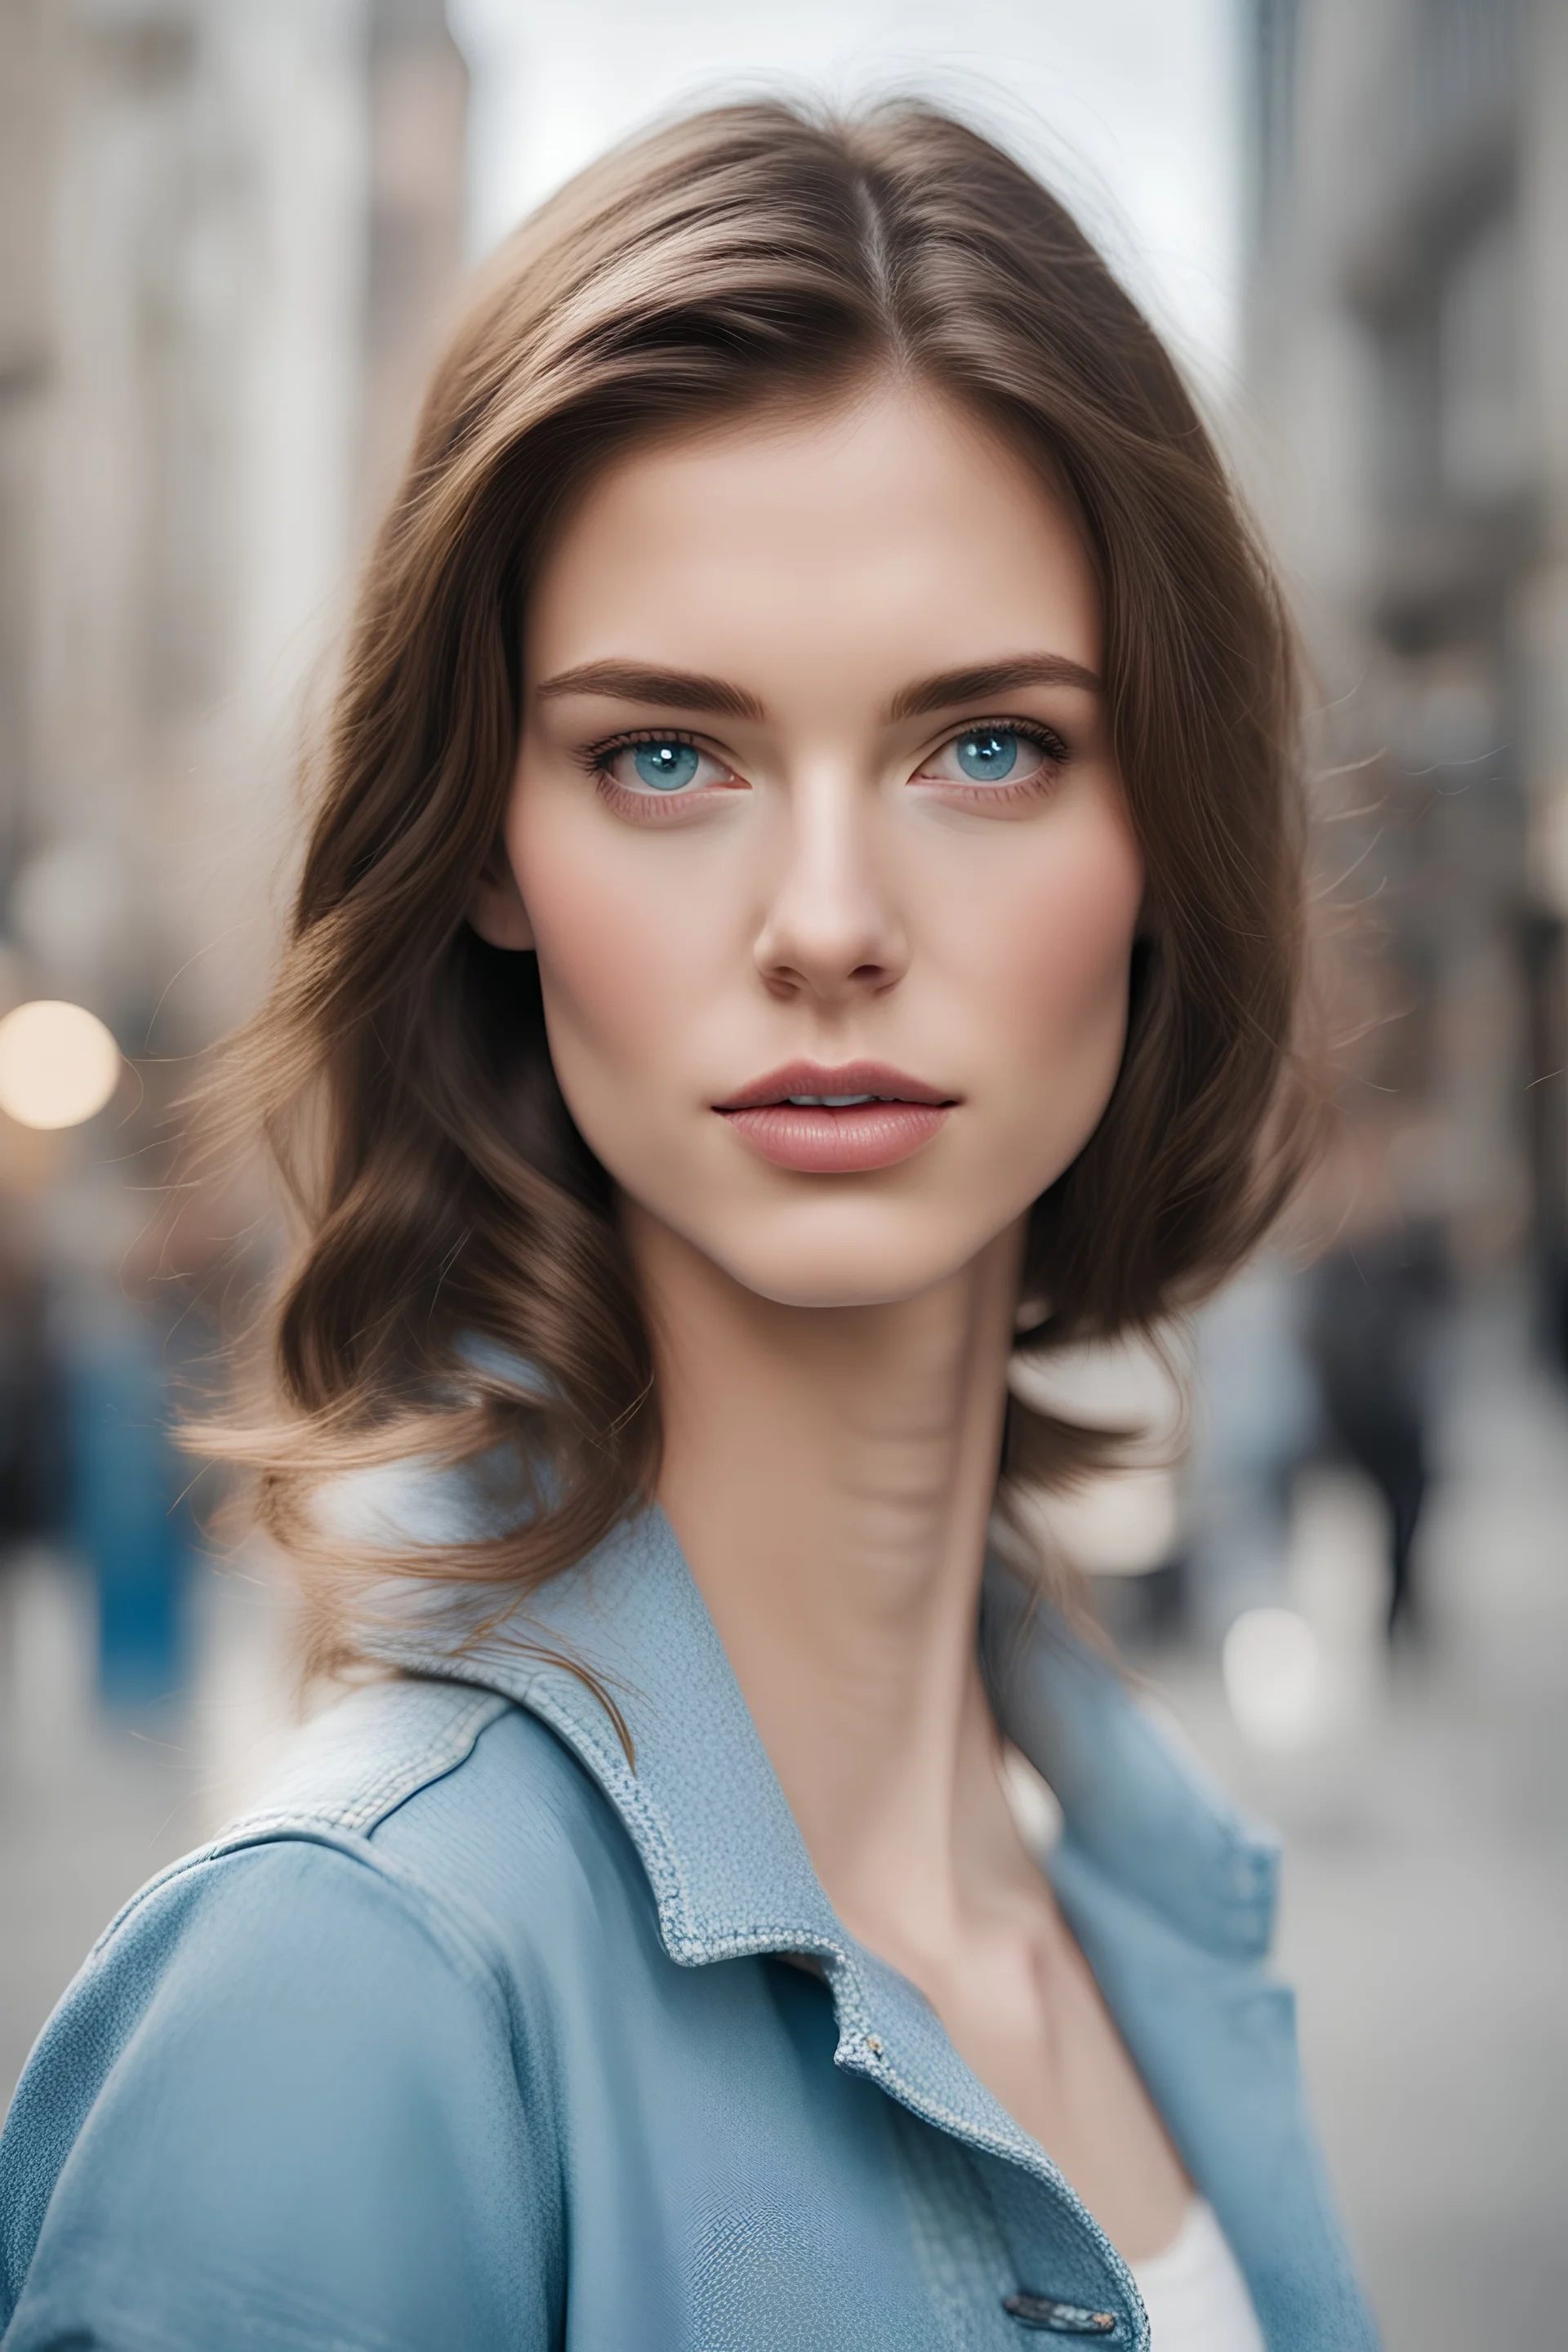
[702,1207,994,1312]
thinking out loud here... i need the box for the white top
[1129,2198,1266,2352]
[995,1753,1266,2350]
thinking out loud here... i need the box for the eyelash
[581,728,700,776]
[579,718,1072,813]
[577,729,719,821]
[924,719,1071,803]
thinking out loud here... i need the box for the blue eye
[915,723,1064,794]
[954,728,1019,782]
[633,741,700,791]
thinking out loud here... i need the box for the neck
[629,1204,1027,1958]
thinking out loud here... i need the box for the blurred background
[0,3,1564,2343]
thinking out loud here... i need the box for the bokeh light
[1221,1606,1324,1751]
[0,1000,122,1131]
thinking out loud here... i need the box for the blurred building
[0,0,466,1688]
[0,0,466,1050]
[1245,0,1568,1354]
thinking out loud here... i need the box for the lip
[714,1061,956,1174]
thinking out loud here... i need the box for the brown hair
[209,99,1308,1667]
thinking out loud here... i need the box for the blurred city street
[1153,1284,1568,2348]
[0,1522,297,2106]
[3,1278,1566,2352]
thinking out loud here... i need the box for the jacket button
[1002,2290,1118,2334]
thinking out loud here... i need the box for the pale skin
[471,381,1192,2261]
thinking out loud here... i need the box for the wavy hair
[204,100,1310,1672]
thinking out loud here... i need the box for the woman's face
[475,383,1143,1309]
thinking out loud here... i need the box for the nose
[752,768,908,1004]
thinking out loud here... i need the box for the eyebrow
[531,651,1102,728]
[532,662,765,720]
[887,656,1102,720]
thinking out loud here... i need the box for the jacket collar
[369,1502,1135,2283]
[368,1505,1272,2189]
[367,1498,1278,1975]
[358,1498,1369,2352]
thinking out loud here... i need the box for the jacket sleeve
[0,1834,562,2352]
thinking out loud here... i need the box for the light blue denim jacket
[0,1506,1377,2350]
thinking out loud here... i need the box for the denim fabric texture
[0,1503,1379,2351]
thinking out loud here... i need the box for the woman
[0,103,1376,2351]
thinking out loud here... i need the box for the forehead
[524,384,1102,694]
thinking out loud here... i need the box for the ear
[467,843,536,951]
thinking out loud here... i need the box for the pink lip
[715,1061,956,1174]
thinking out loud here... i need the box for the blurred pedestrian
[60,1282,188,1708]
[0,1232,62,1552]
[1304,1222,1446,1640]
[1183,1253,1320,1642]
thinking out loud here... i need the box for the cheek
[973,811,1143,1100]
[508,791,709,1088]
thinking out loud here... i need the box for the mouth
[714,1062,957,1174]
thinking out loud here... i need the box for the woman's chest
[885,1901,1192,2270]
[544,1949,1145,2351]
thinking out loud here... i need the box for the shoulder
[0,1678,585,2345]
[47,1671,647,2054]
[229,1672,655,1967]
